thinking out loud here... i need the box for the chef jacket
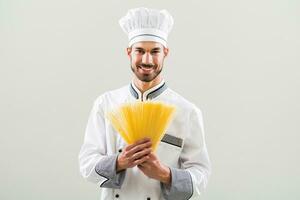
[79,80,211,200]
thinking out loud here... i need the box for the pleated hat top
[119,7,174,47]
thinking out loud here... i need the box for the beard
[130,62,163,82]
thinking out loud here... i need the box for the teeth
[140,66,153,71]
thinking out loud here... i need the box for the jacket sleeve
[161,106,211,200]
[78,96,126,189]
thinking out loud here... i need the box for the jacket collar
[129,79,167,101]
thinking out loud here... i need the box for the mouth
[138,65,154,73]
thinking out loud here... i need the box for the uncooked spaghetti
[106,101,176,151]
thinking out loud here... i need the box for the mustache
[138,63,155,68]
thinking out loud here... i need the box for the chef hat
[119,7,174,48]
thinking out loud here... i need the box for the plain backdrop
[0,0,299,199]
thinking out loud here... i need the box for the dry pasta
[106,100,176,151]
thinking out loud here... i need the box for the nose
[142,52,153,64]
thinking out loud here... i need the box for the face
[127,41,169,82]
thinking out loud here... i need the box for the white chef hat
[119,7,174,48]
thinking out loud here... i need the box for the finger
[125,138,151,151]
[131,148,151,161]
[127,141,152,157]
[137,164,145,170]
[137,164,145,172]
[133,155,150,166]
[136,137,151,144]
[148,152,156,159]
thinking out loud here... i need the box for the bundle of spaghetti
[106,101,176,151]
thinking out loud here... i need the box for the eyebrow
[151,48,161,51]
[134,47,162,51]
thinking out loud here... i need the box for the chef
[79,7,211,200]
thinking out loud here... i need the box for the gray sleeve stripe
[94,154,126,189]
[161,134,183,148]
[160,167,193,200]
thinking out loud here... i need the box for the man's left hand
[137,152,171,185]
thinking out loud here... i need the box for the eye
[135,49,144,54]
[151,51,160,54]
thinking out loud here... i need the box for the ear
[163,47,169,57]
[126,47,132,58]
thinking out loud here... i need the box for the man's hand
[117,138,152,172]
[137,152,171,185]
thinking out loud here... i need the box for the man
[79,7,211,200]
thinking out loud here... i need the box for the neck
[133,75,163,94]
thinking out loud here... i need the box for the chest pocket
[156,133,183,167]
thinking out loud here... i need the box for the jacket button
[115,194,119,198]
[118,149,122,153]
[147,198,151,200]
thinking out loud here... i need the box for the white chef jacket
[79,80,211,200]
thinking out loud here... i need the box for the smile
[138,66,154,73]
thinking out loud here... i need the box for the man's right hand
[116,138,152,172]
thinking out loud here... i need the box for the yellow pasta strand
[106,101,176,151]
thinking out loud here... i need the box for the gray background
[1,0,299,199]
